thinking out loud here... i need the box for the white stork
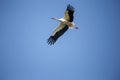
[47,4,78,45]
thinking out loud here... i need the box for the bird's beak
[51,17,57,20]
[50,17,55,20]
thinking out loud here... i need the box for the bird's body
[54,18,75,28]
[59,18,75,27]
[47,4,78,45]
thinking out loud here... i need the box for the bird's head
[50,17,58,20]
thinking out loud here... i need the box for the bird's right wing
[47,23,68,45]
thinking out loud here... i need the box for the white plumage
[47,4,78,45]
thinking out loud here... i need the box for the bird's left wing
[63,4,75,22]
[47,23,68,45]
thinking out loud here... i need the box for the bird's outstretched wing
[47,23,68,45]
[64,4,75,22]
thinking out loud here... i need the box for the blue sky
[0,0,120,80]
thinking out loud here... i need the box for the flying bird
[47,4,78,45]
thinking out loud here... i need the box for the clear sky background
[0,0,120,80]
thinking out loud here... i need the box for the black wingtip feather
[67,4,74,12]
[66,4,74,22]
[47,36,56,45]
[47,26,69,45]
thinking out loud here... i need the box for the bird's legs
[75,26,79,29]
[74,25,79,29]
